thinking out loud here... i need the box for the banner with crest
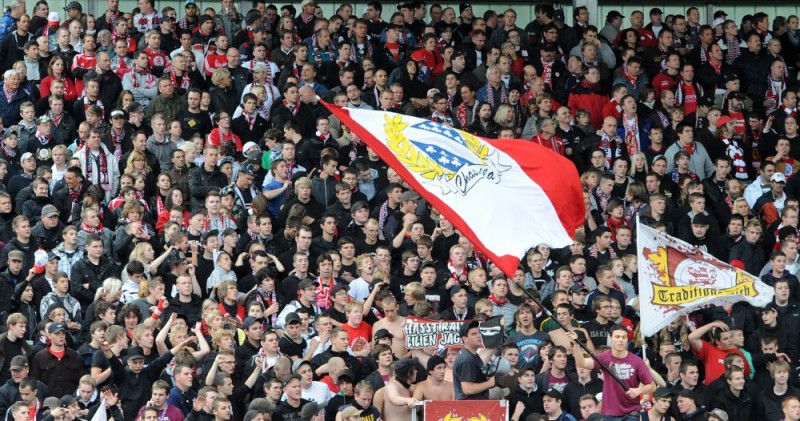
[423,400,507,421]
[322,104,584,277]
[637,223,774,336]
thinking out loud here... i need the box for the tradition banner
[637,223,774,336]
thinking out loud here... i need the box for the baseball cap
[126,346,145,360]
[649,8,663,15]
[350,201,369,213]
[338,369,355,383]
[716,115,734,128]
[459,319,480,338]
[47,11,60,23]
[724,73,740,83]
[284,312,301,325]
[48,323,67,334]
[252,63,268,73]
[36,115,51,125]
[569,284,589,294]
[59,395,77,408]
[691,213,710,226]
[167,250,187,265]
[202,229,219,243]
[714,10,728,19]
[653,387,675,398]
[242,317,259,330]
[298,279,319,290]
[728,91,747,101]
[450,285,467,298]
[111,109,126,119]
[243,141,260,154]
[761,302,779,313]
[64,1,82,12]
[374,328,393,340]
[300,0,315,7]
[606,10,623,21]
[331,284,349,296]
[20,152,34,161]
[772,172,787,183]
[706,409,729,421]
[221,227,238,238]
[458,3,472,13]
[713,17,726,27]
[239,163,256,176]
[291,359,312,374]
[10,355,28,370]
[47,252,61,261]
[42,204,60,218]
[543,388,563,400]
[43,397,60,410]
[7,250,24,262]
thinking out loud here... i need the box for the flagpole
[511,280,630,391]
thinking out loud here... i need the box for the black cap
[167,250,187,265]
[426,355,446,372]
[127,346,145,360]
[331,284,350,296]
[459,3,472,14]
[541,43,557,52]
[338,369,355,383]
[724,73,740,83]
[553,9,565,22]
[459,319,480,338]
[48,323,67,334]
[698,96,715,107]
[450,285,467,298]
[125,101,144,114]
[543,388,563,400]
[650,8,663,15]
[677,389,697,400]
[242,317,259,329]
[239,163,256,176]
[202,229,219,243]
[606,10,623,21]
[714,10,728,19]
[654,386,676,398]
[198,14,213,26]
[374,328,393,340]
[385,23,402,31]
[59,395,77,408]
[728,91,747,101]
[691,213,710,226]
[47,251,61,261]
[285,312,301,325]
[761,302,779,313]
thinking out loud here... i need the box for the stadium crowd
[1,0,800,420]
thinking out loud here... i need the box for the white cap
[47,11,60,23]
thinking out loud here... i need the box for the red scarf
[169,69,191,90]
[85,150,109,186]
[68,184,83,203]
[448,259,467,283]
[488,294,508,306]
[709,59,722,75]
[485,82,508,108]
[623,115,639,156]
[80,221,103,234]
[623,65,638,89]
[283,100,298,115]
[541,59,554,87]
[532,133,564,155]
[110,129,124,160]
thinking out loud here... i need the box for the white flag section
[637,223,774,336]
[90,402,107,421]
[326,105,584,276]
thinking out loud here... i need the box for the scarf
[169,70,191,90]
[48,111,63,127]
[377,201,389,229]
[766,76,787,113]
[606,217,627,241]
[709,59,721,75]
[572,272,586,286]
[311,35,335,65]
[300,12,314,24]
[350,37,373,63]
[83,96,105,118]
[110,129,124,160]
[430,112,454,126]
[598,132,621,167]
[1,144,16,159]
[594,186,611,211]
[488,294,508,306]
[625,201,646,225]
[35,131,51,146]
[623,65,638,89]
[485,82,508,109]
[85,149,109,186]
[587,243,617,259]
[532,133,563,154]
[2,87,16,103]
[283,100,298,115]
[622,115,639,156]
[721,137,748,180]
[315,276,335,310]
[541,59,554,87]
[68,184,83,203]
[455,102,471,128]
[80,221,103,234]
[448,259,468,283]
[725,37,741,64]
[254,287,278,327]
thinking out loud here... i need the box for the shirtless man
[382,358,418,420]
[547,303,596,352]
[371,295,407,357]
[412,355,454,401]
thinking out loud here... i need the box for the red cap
[730,259,746,270]
[716,115,734,129]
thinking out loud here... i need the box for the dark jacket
[506,385,543,420]
[30,346,82,398]
[0,378,48,417]
[69,257,121,308]
[109,350,174,421]
[711,385,755,421]
[188,165,228,210]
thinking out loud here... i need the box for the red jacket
[568,82,609,130]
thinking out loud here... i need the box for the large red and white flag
[324,105,584,276]
[637,223,774,336]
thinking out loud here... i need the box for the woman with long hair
[398,59,430,112]
[39,56,78,101]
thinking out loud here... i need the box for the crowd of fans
[2,0,800,420]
